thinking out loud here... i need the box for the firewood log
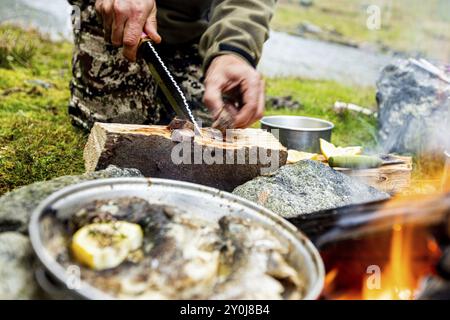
[84,122,287,192]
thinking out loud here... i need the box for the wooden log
[333,101,376,116]
[84,122,288,191]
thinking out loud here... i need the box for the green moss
[0,25,86,195]
[0,26,37,69]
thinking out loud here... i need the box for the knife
[138,37,202,135]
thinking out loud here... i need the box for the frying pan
[29,178,325,300]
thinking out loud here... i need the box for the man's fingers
[204,55,265,128]
[111,6,127,47]
[97,0,159,60]
[144,6,161,43]
[256,79,265,121]
[94,0,104,18]
[122,20,145,61]
[203,78,226,119]
[233,75,261,128]
[244,81,265,128]
[101,0,114,43]
[122,3,153,61]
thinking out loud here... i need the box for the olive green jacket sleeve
[199,0,277,71]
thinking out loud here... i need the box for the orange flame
[362,222,416,300]
[359,155,447,300]
[322,154,448,300]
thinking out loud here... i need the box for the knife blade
[138,37,202,135]
[379,154,407,166]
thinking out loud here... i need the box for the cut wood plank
[84,122,288,191]
[333,155,413,195]
[286,151,412,194]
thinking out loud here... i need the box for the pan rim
[261,115,335,132]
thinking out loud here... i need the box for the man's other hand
[95,0,161,61]
[204,55,265,128]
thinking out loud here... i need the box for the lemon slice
[71,221,143,270]
[287,150,321,164]
[319,138,363,160]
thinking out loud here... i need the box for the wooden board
[84,122,288,192]
[333,155,413,194]
[287,151,412,194]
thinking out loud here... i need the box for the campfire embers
[320,221,441,300]
[290,192,450,300]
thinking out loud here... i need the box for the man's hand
[95,0,161,61]
[203,55,265,129]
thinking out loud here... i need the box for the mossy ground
[0,26,86,195]
[0,24,377,195]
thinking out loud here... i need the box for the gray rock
[299,0,314,7]
[267,95,303,110]
[377,59,450,154]
[233,160,389,218]
[298,22,322,35]
[0,232,41,299]
[0,166,143,234]
[417,276,450,300]
[25,79,53,89]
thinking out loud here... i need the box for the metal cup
[261,116,334,153]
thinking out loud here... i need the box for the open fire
[361,222,440,300]
[317,162,450,300]
[321,220,442,300]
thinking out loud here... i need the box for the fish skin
[210,216,304,300]
[47,197,304,299]
[70,197,161,230]
[143,212,222,298]
[62,199,221,299]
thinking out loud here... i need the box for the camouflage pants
[68,0,210,130]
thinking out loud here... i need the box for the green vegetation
[264,78,377,148]
[272,0,450,62]
[0,24,377,195]
[0,27,37,69]
[0,26,86,195]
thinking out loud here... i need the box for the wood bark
[84,122,288,191]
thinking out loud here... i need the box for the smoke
[429,100,450,154]
[381,104,450,156]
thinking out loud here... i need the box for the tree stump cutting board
[84,122,288,191]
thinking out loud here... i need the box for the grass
[272,0,450,62]
[0,24,378,196]
[0,26,37,69]
[264,78,377,148]
[0,25,86,195]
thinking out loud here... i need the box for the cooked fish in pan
[42,197,306,299]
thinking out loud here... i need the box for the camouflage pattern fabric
[68,0,211,130]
